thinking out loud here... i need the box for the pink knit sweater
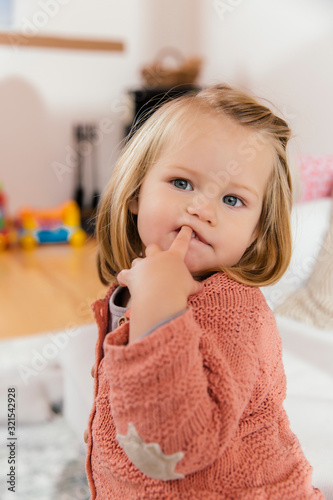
[85,272,323,499]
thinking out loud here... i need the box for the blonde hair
[96,84,292,287]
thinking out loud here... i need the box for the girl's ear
[129,198,138,214]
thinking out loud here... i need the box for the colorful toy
[17,200,86,250]
[0,183,10,251]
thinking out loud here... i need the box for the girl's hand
[117,226,202,343]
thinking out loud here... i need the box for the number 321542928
[7,388,16,436]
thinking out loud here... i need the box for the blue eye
[172,179,192,190]
[223,195,243,207]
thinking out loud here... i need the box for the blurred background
[0,1,333,499]
[1,0,333,214]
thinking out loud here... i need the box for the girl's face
[130,112,273,277]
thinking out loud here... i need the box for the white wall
[1,0,332,214]
[198,0,333,157]
[0,0,136,213]
[0,0,200,214]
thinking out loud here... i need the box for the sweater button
[118,315,129,327]
[84,429,88,443]
[91,365,95,378]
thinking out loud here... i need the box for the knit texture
[85,272,323,499]
[276,197,333,329]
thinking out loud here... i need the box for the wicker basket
[141,56,202,88]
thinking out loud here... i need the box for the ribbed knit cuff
[103,307,200,376]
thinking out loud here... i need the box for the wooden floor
[0,237,108,340]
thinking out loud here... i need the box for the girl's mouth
[176,227,209,246]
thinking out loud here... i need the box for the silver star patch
[116,422,184,481]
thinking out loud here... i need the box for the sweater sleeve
[102,279,266,480]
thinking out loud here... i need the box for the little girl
[85,84,323,499]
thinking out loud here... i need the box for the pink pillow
[299,155,333,202]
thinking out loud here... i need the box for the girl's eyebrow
[168,165,196,176]
[167,165,203,182]
[229,182,259,200]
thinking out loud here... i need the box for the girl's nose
[186,197,217,226]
